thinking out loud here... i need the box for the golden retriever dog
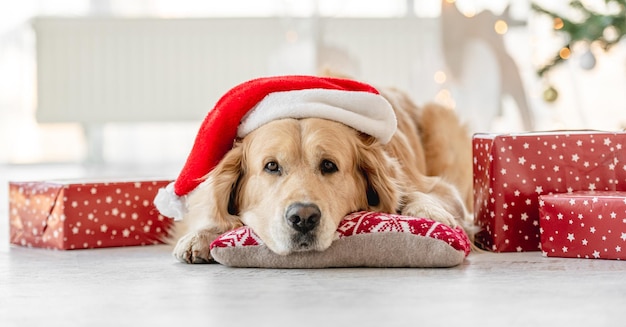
[172,86,473,263]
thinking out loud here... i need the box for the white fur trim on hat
[154,182,186,221]
[237,89,397,144]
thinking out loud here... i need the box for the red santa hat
[155,75,396,220]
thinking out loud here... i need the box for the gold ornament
[543,86,558,102]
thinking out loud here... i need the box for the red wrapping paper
[473,131,626,252]
[9,179,173,250]
[539,191,626,260]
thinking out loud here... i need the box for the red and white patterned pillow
[210,211,471,268]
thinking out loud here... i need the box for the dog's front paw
[172,230,216,264]
[401,193,459,228]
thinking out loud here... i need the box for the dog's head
[200,118,401,255]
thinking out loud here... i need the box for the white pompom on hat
[155,75,396,220]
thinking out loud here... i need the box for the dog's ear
[182,142,244,234]
[209,143,245,227]
[357,136,401,213]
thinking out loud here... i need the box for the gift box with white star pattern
[473,131,626,252]
[9,180,173,250]
[539,191,626,260]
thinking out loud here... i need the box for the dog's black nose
[285,202,321,234]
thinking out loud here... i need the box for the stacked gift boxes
[9,179,173,250]
[473,131,626,257]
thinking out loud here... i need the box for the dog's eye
[264,161,281,174]
[320,159,338,174]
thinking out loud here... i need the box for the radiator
[34,18,288,123]
[33,17,440,124]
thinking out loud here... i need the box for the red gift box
[473,131,626,252]
[9,179,173,250]
[539,191,626,260]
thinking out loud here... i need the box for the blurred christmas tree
[532,0,626,102]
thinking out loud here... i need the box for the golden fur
[172,86,473,263]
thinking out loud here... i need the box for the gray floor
[2,245,626,327]
[2,164,626,327]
